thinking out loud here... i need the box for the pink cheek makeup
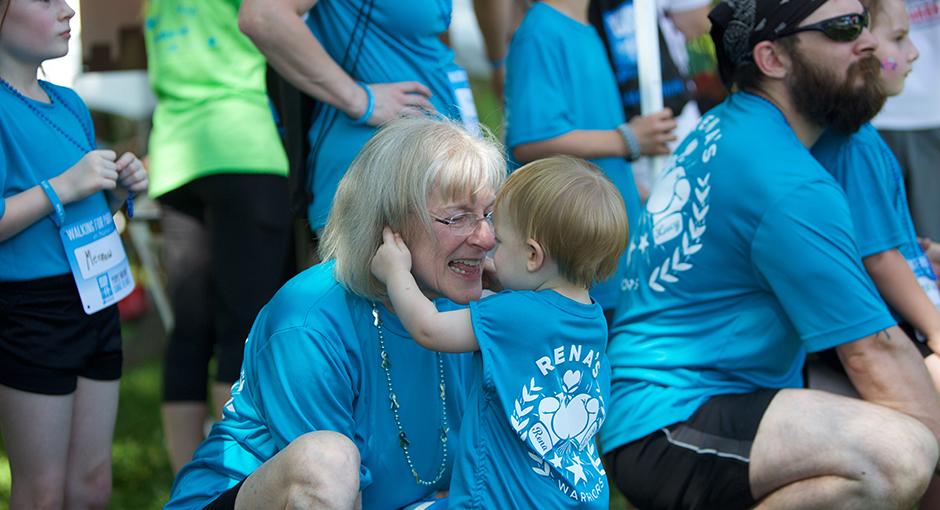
[881,57,899,72]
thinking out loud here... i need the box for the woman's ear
[753,40,791,80]
[526,239,545,272]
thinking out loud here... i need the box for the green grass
[0,361,173,510]
[110,362,174,509]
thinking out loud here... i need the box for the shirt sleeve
[470,292,537,391]
[504,29,575,149]
[751,181,895,352]
[834,141,906,257]
[248,325,373,488]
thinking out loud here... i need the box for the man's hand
[371,227,413,284]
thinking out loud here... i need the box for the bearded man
[600,0,940,508]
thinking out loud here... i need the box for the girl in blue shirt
[0,1,147,508]
[372,156,628,508]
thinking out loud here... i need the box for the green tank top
[144,0,288,197]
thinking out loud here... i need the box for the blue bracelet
[39,179,66,227]
[351,82,374,125]
[617,123,643,162]
[126,192,135,219]
[488,57,506,70]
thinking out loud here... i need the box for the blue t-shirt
[447,290,610,509]
[0,81,111,281]
[504,2,640,310]
[813,123,940,317]
[305,0,474,230]
[600,92,895,453]
[165,262,474,510]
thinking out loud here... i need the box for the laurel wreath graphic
[648,172,711,292]
[511,377,542,442]
[529,451,551,476]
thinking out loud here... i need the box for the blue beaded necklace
[0,77,95,153]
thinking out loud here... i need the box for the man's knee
[283,431,361,496]
[864,415,937,505]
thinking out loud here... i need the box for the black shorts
[0,274,122,395]
[606,389,778,510]
[203,480,244,510]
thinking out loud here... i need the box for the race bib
[59,210,135,314]
[447,65,481,137]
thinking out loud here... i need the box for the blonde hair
[319,116,506,300]
[496,156,629,287]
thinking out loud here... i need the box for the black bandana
[709,0,828,88]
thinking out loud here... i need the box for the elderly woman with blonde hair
[164,116,506,510]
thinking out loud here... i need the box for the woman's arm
[864,248,940,352]
[0,150,119,241]
[239,0,434,126]
[473,0,511,99]
[372,228,478,352]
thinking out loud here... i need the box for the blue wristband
[39,179,66,227]
[617,123,642,162]
[126,192,135,219]
[488,57,506,70]
[352,82,374,125]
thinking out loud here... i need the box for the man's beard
[786,48,886,134]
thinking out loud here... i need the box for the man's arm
[239,0,433,125]
[865,249,940,352]
[838,327,940,447]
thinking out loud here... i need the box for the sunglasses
[774,10,870,42]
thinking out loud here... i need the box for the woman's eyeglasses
[430,211,494,236]
[775,10,869,42]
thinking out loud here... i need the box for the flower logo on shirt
[511,358,607,502]
[627,114,719,293]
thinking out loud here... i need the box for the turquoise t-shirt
[0,82,111,281]
[164,262,474,510]
[813,123,940,317]
[448,290,610,508]
[504,2,639,310]
[600,93,895,454]
[305,0,476,230]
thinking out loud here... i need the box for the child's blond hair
[495,156,629,288]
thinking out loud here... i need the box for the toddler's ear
[526,238,545,273]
